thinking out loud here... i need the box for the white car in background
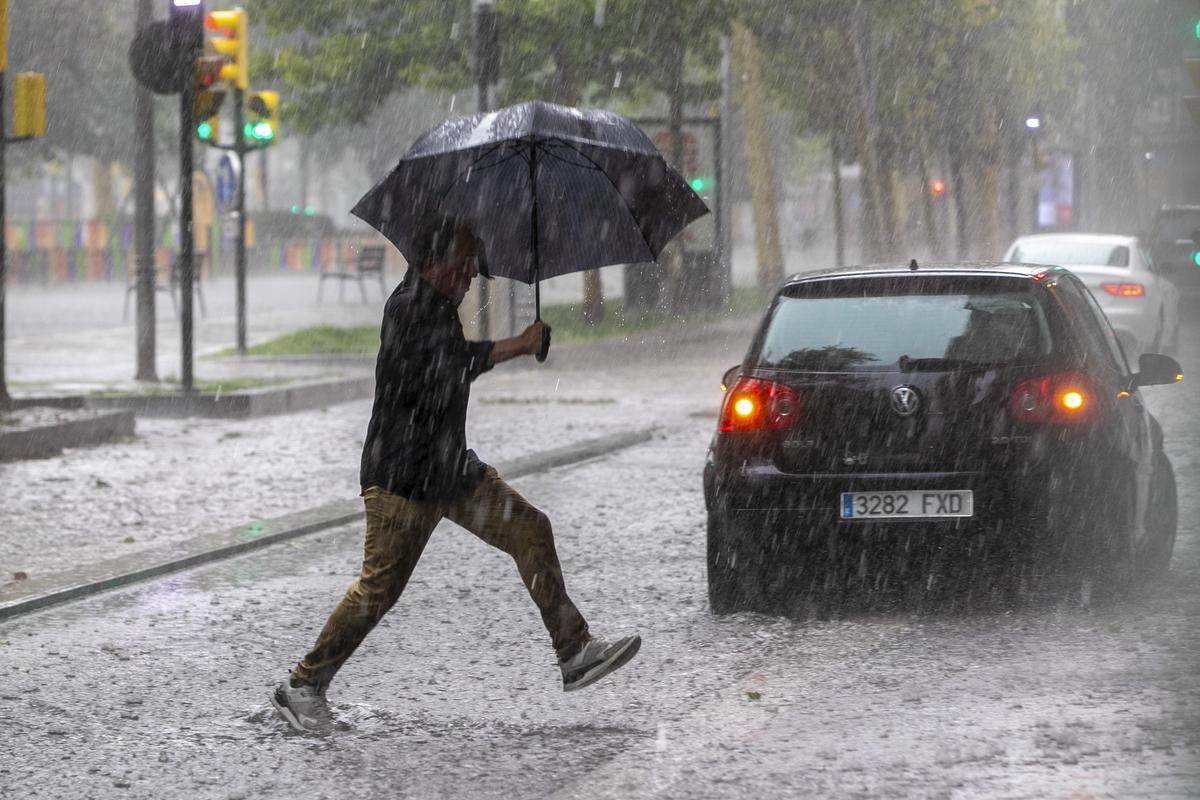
[1003,233,1181,359]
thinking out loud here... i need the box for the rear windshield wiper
[897,355,1002,372]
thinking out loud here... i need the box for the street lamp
[1024,116,1041,130]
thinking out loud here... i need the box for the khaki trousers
[292,467,589,689]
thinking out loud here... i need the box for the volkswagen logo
[890,385,920,417]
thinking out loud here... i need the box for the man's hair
[412,212,490,278]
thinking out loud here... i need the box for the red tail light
[1101,283,1144,298]
[1008,372,1098,425]
[719,377,800,432]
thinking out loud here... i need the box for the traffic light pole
[473,2,491,338]
[133,0,157,383]
[234,86,247,355]
[0,61,10,411]
[180,62,196,393]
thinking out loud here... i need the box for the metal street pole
[473,0,493,338]
[0,14,9,411]
[134,0,158,382]
[174,1,203,393]
[259,148,268,209]
[234,85,246,355]
[716,34,731,304]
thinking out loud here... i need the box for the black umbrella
[351,100,709,329]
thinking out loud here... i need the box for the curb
[0,409,136,461]
[84,375,375,419]
[0,427,657,622]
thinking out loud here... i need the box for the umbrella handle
[536,324,551,362]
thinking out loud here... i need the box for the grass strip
[226,288,769,358]
[91,376,291,397]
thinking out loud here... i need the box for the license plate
[840,490,974,520]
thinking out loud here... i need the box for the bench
[318,245,388,303]
[122,252,207,321]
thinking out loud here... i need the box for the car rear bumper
[705,462,1053,536]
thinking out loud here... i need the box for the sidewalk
[7,273,386,392]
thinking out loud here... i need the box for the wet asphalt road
[2,316,1198,799]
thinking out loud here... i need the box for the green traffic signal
[1191,250,1200,268]
[689,176,717,192]
[243,121,275,142]
[196,120,215,142]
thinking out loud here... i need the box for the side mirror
[1134,353,1184,387]
[720,365,740,392]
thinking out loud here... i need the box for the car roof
[781,261,1057,287]
[1008,232,1137,246]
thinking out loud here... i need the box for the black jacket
[359,270,494,502]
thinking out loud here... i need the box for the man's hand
[488,321,551,366]
[520,321,548,355]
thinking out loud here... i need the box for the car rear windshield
[1011,240,1129,268]
[757,280,1051,372]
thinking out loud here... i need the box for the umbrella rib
[433,142,532,209]
[538,139,658,263]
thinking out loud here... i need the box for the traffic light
[205,8,248,90]
[196,114,219,144]
[193,82,225,144]
[12,72,47,139]
[245,90,279,144]
[929,178,947,198]
[689,176,717,193]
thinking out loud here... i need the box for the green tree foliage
[745,0,1075,257]
[9,1,140,165]
[252,0,469,135]
[1064,0,1186,229]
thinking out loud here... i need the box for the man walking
[271,215,640,732]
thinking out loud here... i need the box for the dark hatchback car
[703,263,1183,614]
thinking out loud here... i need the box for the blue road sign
[215,153,240,212]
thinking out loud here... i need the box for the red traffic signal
[929,178,947,198]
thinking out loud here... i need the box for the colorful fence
[3,220,404,286]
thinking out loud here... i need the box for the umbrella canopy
[350,100,710,285]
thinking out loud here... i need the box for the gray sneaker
[559,634,641,692]
[269,680,333,732]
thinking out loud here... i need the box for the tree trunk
[661,37,687,309]
[886,159,908,256]
[94,160,116,222]
[949,141,969,260]
[969,108,1002,259]
[852,115,882,262]
[847,3,892,259]
[731,22,783,288]
[917,144,941,260]
[831,140,845,268]
[974,161,1001,260]
[583,271,603,324]
[550,43,605,324]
